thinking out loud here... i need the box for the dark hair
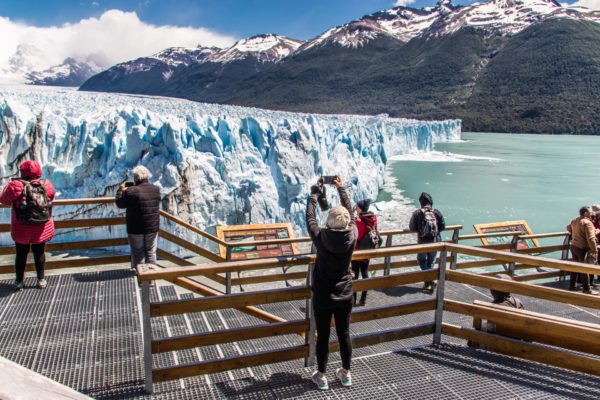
[580,206,591,217]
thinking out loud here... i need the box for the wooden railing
[2,196,596,392]
[136,241,600,393]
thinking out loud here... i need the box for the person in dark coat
[116,166,161,269]
[0,160,55,290]
[306,176,356,390]
[409,192,445,292]
[352,199,377,306]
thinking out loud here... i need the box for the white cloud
[565,0,600,10]
[394,0,416,7]
[0,9,237,83]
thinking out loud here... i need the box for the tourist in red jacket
[0,160,55,291]
[352,199,377,306]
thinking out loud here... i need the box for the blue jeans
[417,251,437,271]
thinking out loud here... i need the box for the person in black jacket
[409,192,445,292]
[116,166,161,269]
[307,176,356,390]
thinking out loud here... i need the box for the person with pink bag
[0,160,55,291]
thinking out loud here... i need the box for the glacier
[0,85,460,243]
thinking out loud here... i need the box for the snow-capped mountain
[299,1,455,52]
[0,86,460,236]
[119,46,219,76]
[425,0,600,36]
[26,58,102,87]
[209,34,304,63]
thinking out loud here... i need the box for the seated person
[469,274,524,348]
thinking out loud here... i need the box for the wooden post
[508,235,519,275]
[305,263,316,367]
[140,280,153,394]
[449,229,460,270]
[383,234,393,276]
[433,250,447,345]
[225,246,233,294]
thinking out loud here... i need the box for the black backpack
[14,179,52,225]
[419,206,439,239]
[358,228,383,250]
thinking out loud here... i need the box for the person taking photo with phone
[306,176,356,390]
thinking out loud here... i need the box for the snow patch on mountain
[426,0,600,36]
[0,86,460,236]
[209,34,304,63]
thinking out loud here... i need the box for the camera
[320,175,337,185]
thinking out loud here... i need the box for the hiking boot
[37,279,47,289]
[15,281,24,291]
[311,371,329,390]
[430,281,437,291]
[583,289,599,295]
[336,368,352,387]
[422,281,434,292]
[358,299,366,307]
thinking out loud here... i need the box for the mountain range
[80,0,600,134]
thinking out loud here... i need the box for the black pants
[570,245,591,291]
[314,299,352,373]
[15,242,46,283]
[352,260,369,304]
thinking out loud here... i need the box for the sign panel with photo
[473,220,540,250]
[216,223,299,260]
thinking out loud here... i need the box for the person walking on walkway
[352,199,378,306]
[409,192,445,292]
[116,166,161,270]
[0,160,55,291]
[306,176,356,390]
[567,206,598,295]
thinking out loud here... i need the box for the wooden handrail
[152,345,308,382]
[380,225,462,236]
[459,231,523,240]
[152,320,309,353]
[150,286,311,317]
[442,323,600,377]
[159,210,227,246]
[0,197,115,208]
[137,242,446,281]
[158,230,225,263]
[445,243,600,275]
[519,232,569,240]
[446,269,600,310]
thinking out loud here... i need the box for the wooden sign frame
[215,223,299,260]
[473,220,540,250]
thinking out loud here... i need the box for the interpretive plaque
[216,223,299,260]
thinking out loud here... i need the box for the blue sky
[0,0,477,40]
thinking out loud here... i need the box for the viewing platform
[0,198,599,399]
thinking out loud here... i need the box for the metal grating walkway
[0,270,599,399]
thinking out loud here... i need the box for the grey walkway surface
[0,269,599,399]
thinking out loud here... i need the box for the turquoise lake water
[382,132,600,239]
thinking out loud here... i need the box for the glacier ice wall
[0,86,460,235]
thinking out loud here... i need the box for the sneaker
[15,281,24,291]
[37,279,47,289]
[336,368,352,387]
[358,299,366,307]
[311,371,329,390]
[430,281,437,291]
[583,289,599,295]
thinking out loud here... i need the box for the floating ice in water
[501,178,510,182]
[0,85,460,236]
[390,150,501,163]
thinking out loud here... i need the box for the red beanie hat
[19,160,42,179]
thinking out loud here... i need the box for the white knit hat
[326,206,351,230]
